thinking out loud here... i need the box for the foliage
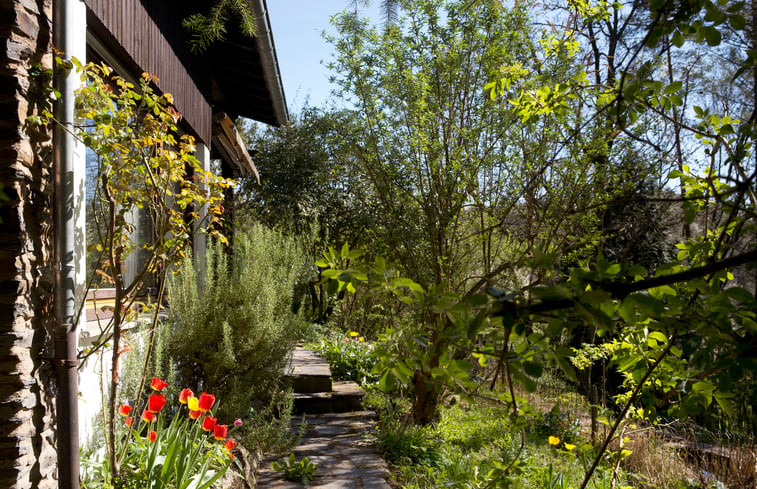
[36,56,232,480]
[236,108,381,322]
[165,224,307,419]
[239,390,303,455]
[272,453,318,486]
[308,329,380,386]
[328,0,602,290]
[238,108,374,246]
[371,400,635,489]
[525,405,582,446]
[182,0,256,53]
[81,379,237,488]
[316,243,489,424]
[375,419,447,468]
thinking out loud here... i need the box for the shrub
[525,404,582,444]
[309,330,380,386]
[375,418,447,467]
[240,390,303,455]
[166,224,307,419]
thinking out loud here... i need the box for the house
[0,0,287,487]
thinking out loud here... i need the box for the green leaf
[523,361,543,378]
[672,31,685,47]
[393,361,413,384]
[379,369,397,392]
[647,331,667,345]
[704,26,722,46]
[729,14,746,30]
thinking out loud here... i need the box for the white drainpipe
[52,0,86,487]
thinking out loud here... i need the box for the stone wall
[0,0,58,487]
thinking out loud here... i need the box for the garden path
[255,411,392,488]
[254,348,393,488]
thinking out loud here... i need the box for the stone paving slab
[256,411,391,488]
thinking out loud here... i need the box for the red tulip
[213,424,228,441]
[198,392,215,412]
[142,409,156,423]
[179,388,194,404]
[150,377,168,391]
[188,409,202,420]
[118,404,132,416]
[147,393,166,413]
[124,416,133,426]
[148,430,157,442]
[201,415,217,432]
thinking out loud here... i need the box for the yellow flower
[548,436,560,446]
[564,443,576,451]
[358,337,365,342]
[187,396,199,411]
[349,331,359,337]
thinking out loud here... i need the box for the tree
[323,0,756,484]
[236,107,380,322]
[327,0,622,423]
[182,0,257,53]
[482,0,757,485]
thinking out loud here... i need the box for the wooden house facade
[0,1,286,487]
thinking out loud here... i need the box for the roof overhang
[212,113,260,183]
[206,0,288,127]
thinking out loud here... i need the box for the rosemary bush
[166,224,307,419]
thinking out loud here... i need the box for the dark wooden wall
[85,0,212,145]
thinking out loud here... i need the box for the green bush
[436,404,516,452]
[525,404,582,444]
[309,330,380,386]
[165,224,307,419]
[240,390,304,454]
[375,418,447,467]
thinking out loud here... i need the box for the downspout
[53,1,85,488]
[249,0,289,126]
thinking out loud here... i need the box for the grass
[368,397,622,489]
[311,328,752,489]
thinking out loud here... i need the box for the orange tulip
[118,404,132,416]
[124,416,133,426]
[188,409,202,420]
[148,430,157,442]
[150,377,168,391]
[224,438,236,458]
[142,409,156,423]
[179,388,194,404]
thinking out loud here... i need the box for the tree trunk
[412,370,440,425]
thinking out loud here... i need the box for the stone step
[293,381,365,415]
[287,348,332,393]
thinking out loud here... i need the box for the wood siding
[84,0,212,144]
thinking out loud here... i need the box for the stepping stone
[293,381,365,414]
[288,348,332,393]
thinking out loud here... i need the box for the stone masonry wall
[0,0,58,488]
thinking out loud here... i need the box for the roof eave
[249,0,288,127]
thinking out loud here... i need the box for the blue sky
[267,1,382,111]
